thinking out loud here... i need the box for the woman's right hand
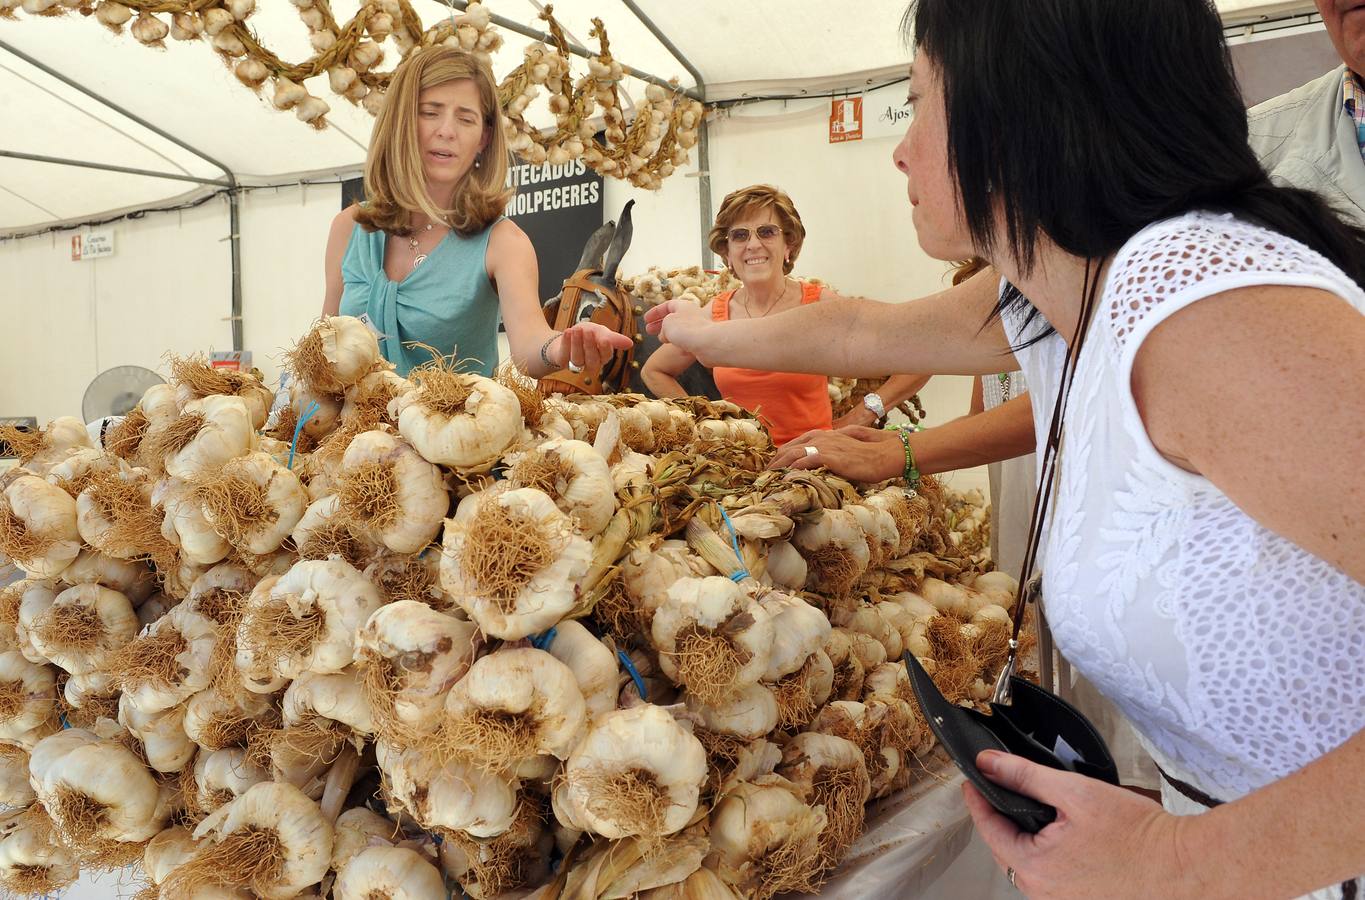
[644,299,713,357]
[768,426,906,483]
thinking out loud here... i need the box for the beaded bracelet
[539,332,562,369]
[890,425,921,490]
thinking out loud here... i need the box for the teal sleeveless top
[338,218,503,377]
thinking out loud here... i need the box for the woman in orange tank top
[642,185,926,446]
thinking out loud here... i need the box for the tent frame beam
[0,38,244,352]
[0,151,231,187]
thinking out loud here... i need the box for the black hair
[904,0,1365,343]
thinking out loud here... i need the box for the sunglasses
[726,224,783,244]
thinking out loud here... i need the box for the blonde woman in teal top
[322,46,629,377]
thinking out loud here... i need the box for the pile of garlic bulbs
[0,316,1020,899]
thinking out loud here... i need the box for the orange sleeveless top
[711,281,833,445]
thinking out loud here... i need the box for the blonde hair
[707,184,807,274]
[355,46,512,237]
[951,258,989,285]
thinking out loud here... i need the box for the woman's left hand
[966,750,1197,899]
[553,322,633,374]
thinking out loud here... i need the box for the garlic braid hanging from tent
[0,0,705,186]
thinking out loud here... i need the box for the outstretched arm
[646,267,1017,378]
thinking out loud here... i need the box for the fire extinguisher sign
[829,97,864,143]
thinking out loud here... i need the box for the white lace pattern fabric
[1005,211,1365,814]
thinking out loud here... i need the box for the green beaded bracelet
[893,426,921,490]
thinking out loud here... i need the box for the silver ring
[566,361,584,374]
[1007,867,1016,888]
[803,445,818,458]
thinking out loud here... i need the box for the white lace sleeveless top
[1005,211,1365,804]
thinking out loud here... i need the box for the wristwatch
[862,391,887,423]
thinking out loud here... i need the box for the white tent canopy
[0,0,1320,233]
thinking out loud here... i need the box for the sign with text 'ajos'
[506,159,605,301]
[830,81,915,144]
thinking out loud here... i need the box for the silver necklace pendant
[412,253,428,268]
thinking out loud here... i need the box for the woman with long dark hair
[648,1,1365,895]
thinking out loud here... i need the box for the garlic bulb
[193,452,307,556]
[59,671,119,729]
[24,583,138,676]
[291,494,379,567]
[141,825,252,897]
[155,477,230,566]
[235,559,383,684]
[141,384,182,428]
[378,740,518,837]
[0,475,80,578]
[506,438,616,537]
[192,747,270,815]
[182,684,277,751]
[0,650,57,745]
[559,704,706,839]
[439,487,592,639]
[764,540,808,591]
[30,728,166,859]
[157,395,255,481]
[651,576,775,704]
[282,668,374,739]
[0,416,92,475]
[335,430,447,553]
[330,807,398,872]
[709,779,827,899]
[355,600,477,743]
[363,550,452,609]
[74,466,159,560]
[392,369,520,470]
[58,549,155,605]
[771,648,835,732]
[0,743,35,806]
[437,647,587,769]
[794,508,870,596]
[43,447,119,499]
[117,695,195,773]
[169,781,332,899]
[758,592,832,681]
[335,845,445,899]
[183,562,256,629]
[777,732,871,855]
[289,378,344,442]
[543,619,618,721]
[0,805,78,895]
[113,604,217,713]
[438,795,552,899]
[130,12,169,46]
[684,682,779,740]
[13,580,58,666]
[288,316,380,395]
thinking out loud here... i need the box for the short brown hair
[355,46,512,237]
[708,185,806,274]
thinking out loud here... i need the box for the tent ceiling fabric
[0,0,1319,232]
